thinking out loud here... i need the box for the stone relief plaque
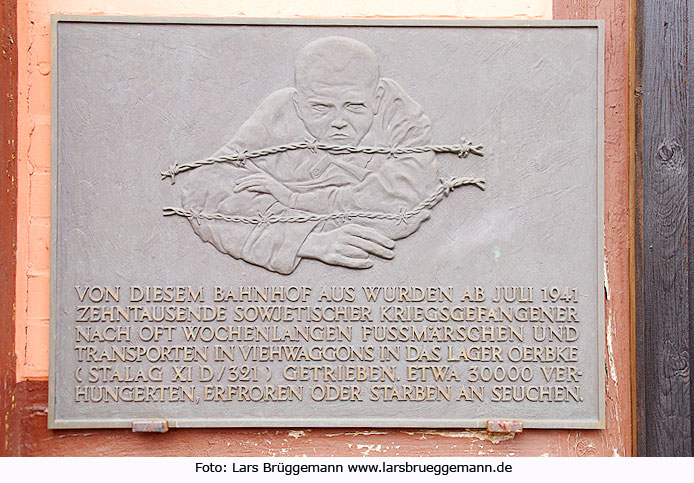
[49,17,605,429]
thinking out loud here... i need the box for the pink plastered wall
[14,0,552,380]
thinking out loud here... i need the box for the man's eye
[311,104,328,113]
[346,103,367,112]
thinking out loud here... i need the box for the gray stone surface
[50,18,603,429]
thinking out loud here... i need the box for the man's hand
[298,224,395,269]
[234,173,294,205]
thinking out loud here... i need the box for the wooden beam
[689,0,694,454]
[636,0,692,456]
[0,0,18,457]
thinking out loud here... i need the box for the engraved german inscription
[65,283,591,414]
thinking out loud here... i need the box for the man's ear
[292,89,304,120]
[373,82,385,115]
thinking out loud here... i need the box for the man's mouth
[330,134,354,145]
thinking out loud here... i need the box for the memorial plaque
[49,17,605,429]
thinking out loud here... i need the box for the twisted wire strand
[162,176,485,226]
[161,138,484,184]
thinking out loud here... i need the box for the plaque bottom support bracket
[486,420,523,433]
[132,420,169,433]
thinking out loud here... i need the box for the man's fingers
[345,225,395,249]
[338,245,370,259]
[346,236,394,260]
[362,228,395,249]
[245,187,270,194]
[330,254,374,269]
[233,180,268,193]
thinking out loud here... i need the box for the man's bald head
[294,37,380,92]
[292,37,384,146]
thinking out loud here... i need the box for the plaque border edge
[47,15,607,431]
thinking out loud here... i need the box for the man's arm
[182,161,320,275]
[234,150,438,214]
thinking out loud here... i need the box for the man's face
[294,79,381,146]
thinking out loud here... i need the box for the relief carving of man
[182,36,440,274]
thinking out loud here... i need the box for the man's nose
[330,117,348,129]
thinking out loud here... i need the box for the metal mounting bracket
[486,420,523,433]
[132,420,169,433]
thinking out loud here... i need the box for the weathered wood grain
[636,0,692,456]
[688,0,694,454]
